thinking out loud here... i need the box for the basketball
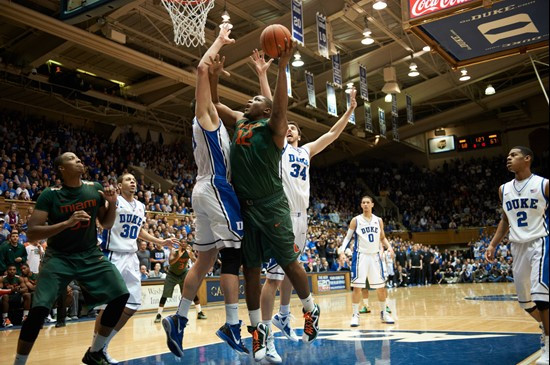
[260,24,292,59]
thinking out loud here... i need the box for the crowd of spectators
[0,110,196,215]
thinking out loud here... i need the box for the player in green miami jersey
[13,152,129,365]
[209,39,320,361]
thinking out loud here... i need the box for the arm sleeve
[338,229,355,254]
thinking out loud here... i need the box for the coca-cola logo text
[410,0,473,19]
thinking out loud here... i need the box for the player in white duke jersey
[94,173,178,364]
[339,195,395,327]
[486,146,548,365]
[163,24,248,358]
[250,49,358,362]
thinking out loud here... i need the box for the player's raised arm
[250,49,273,100]
[305,87,357,158]
[209,54,243,127]
[196,25,234,131]
[269,39,296,149]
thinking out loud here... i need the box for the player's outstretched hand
[250,49,273,75]
[66,210,91,228]
[208,54,231,77]
[277,38,297,68]
[348,87,357,111]
[163,237,180,249]
[99,185,118,205]
[218,24,235,45]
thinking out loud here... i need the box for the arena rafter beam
[0,0,368,148]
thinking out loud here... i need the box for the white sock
[52,308,57,316]
[352,304,359,315]
[92,332,97,345]
[364,299,369,307]
[176,298,193,318]
[380,300,387,313]
[225,303,239,325]
[23,310,29,316]
[90,333,109,352]
[104,329,118,348]
[249,309,261,327]
[262,319,272,334]
[196,304,202,313]
[2,313,7,318]
[157,307,164,315]
[279,304,290,315]
[300,294,315,313]
[14,354,28,365]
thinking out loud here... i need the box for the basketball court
[0,283,542,364]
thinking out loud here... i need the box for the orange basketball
[260,24,292,59]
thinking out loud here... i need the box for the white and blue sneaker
[162,314,188,357]
[263,334,282,364]
[380,310,395,324]
[272,313,299,342]
[215,321,249,354]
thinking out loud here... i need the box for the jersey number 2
[290,163,307,181]
[121,224,139,239]
[516,211,528,227]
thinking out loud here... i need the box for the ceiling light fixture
[220,9,233,29]
[485,84,495,95]
[373,0,387,10]
[345,82,354,94]
[459,68,471,81]
[384,93,392,103]
[291,51,304,67]
[361,27,374,45]
[408,62,419,77]
[422,45,431,52]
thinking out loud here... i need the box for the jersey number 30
[121,224,139,239]
[290,164,307,181]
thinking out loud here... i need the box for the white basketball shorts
[266,211,307,281]
[97,251,142,310]
[192,180,243,252]
[351,252,386,289]
[511,236,549,309]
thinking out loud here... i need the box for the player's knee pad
[535,301,549,311]
[19,306,49,343]
[159,297,168,306]
[220,247,241,276]
[525,305,537,313]
[101,293,130,328]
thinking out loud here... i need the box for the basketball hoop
[161,0,215,47]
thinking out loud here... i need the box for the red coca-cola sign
[409,0,474,19]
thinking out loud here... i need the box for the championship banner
[305,71,316,108]
[291,0,305,46]
[286,64,292,98]
[345,92,355,125]
[391,93,399,142]
[378,107,386,138]
[316,13,329,59]
[326,83,338,117]
[331,52,342,88]
[406,94,414,125]
[364,102,373,133]
[359,64,369,101]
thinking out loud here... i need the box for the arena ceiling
[0,0,548,165]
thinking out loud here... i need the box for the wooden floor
[0,283,542,364]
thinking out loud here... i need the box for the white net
[161,0,215,48]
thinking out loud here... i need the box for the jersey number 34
[289,163,307,181]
